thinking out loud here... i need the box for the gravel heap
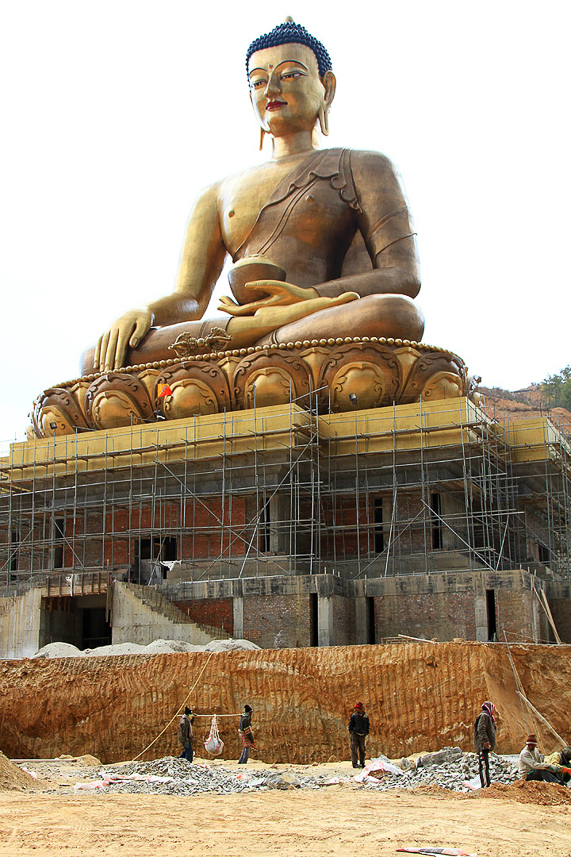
[364,751,519,792]
[71,750,519,796]
[88,758,324,795]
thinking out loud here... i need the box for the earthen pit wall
[1,642,570,765]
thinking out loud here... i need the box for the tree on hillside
[542,366,571,409]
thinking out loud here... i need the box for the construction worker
[238,704,255,764]
[178,706,195,762]
[543,746,571,783]
[348,702,370,769]
[473,701,497,787]
[518,734,568,784]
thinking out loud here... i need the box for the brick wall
[243,594,311,648]
[496,589,540,643]
[173,598,233,635]
[332,594,356,645]
[374,590,476,641]
[546,581,571,643]
[320,497,371,559]
[65,496,249,567]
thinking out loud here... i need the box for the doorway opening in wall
[366,596,376,644]
[9,530,19,578]
[430,493,443,549]
[139,536,177,561]
[486,589,497,641]
[374,499,384,553]
[40,594,111,650]
[310,592,318,646]
[260,497,271,553]
[134,536,178,584]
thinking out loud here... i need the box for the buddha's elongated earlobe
[319,70,336,137]
[318,105,330,136]
[259,127,267,150]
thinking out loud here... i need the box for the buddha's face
[248,43,334,137]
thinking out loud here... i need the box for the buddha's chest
[219,159,355,257]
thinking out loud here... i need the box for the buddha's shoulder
[345,148,399,177]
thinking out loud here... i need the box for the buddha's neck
[271,130,316,160]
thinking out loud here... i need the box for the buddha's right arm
[93,184,226,372]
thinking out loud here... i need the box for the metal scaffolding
[1,396,570,595]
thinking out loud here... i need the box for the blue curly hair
[246,21,333,79]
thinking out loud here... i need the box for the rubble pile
[366,750,519,792]
[65,749,519,796]
[74,757,325,795]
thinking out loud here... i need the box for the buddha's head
[246,20,336,141]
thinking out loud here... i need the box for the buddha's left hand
[218,280,320,316]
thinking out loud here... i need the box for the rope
[131,651,217,761]
[190,712,243,717]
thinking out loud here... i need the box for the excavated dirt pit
[2,641,571,763]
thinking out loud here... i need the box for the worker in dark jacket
[178,706,195,762]
[473,700,497,787]
[238,704,255,764]
[348,701,370,769]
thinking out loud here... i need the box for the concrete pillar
[233,596,244,639]
[474,595,487,641]
[355,596,369,644]
[317,596,334,647]
[532,593,541,643]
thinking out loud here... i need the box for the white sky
[1,1,569,444]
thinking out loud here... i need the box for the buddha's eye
[281,71,303,81]
[250,78,267,90]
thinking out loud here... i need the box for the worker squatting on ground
[348,702,370,768]
[473,700,497,788]
[543,745,571,784]
[238,705,255,765]
[178,707,195,762]
[518,735,571,784]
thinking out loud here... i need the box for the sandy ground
[1,758,571,857]
[1,788,570,857]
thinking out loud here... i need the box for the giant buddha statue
[34,20,471,436]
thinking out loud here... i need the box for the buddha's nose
[264,72,280,97]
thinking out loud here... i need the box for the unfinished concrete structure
[1,396,570,656]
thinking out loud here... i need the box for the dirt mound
[1,642,570,765]
[32,638,260,658]
[473,779,571,805]
[411,783,457,799]
[0,750,39,791]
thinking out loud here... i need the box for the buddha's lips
[266,100,287,111]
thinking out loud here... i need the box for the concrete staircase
[117,582,225,644]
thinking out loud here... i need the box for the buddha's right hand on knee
[94,308,154,372]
